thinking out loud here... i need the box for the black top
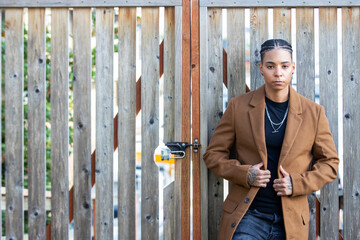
[250,97,289,214]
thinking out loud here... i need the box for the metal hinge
[161,139,201,160]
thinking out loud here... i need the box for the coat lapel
[278,86,303,168]
[248,86,268,169]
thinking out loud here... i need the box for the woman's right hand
[247,162,271,188]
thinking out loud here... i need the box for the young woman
[203,39,339,240]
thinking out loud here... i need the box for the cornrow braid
[260,39,293,63]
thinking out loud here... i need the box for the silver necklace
[265,103,289,133]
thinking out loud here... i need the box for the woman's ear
[259,63,263,75]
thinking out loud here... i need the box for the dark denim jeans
[232,209,286,240]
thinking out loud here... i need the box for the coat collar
[248,85,303,170]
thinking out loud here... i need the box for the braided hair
[260,39,293,63]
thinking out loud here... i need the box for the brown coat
[203,85,339,240]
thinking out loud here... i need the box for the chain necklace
[265,103,289,133]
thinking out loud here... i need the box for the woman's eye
[283,65,289,69]
[267,66,273,69]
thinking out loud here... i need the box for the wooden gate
[199,1,360,240]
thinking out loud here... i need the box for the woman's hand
[273,165,293,196]
[247,162,271,188]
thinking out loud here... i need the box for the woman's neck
[265,86,289,103]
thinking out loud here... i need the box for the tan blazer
[203,85,339,240]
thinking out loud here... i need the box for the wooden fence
[0,0,359,239]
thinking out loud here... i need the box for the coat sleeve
[203,99,252,188]
[291,106,339,197]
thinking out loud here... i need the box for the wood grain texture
[227,8,246,99]
[199,0,360,7]
[181,1,191,239]
[0,10,1,236]
[199,7,209,240]
[319,7,339,240]
[250,8,268,90]
[73,8,92,239]
[174,6,183,240]
[163,182,175,240]
[207,8,223,239]
[0,0,182,7]
[5,8,24,240]
[296,8,315,100]
[273,7,291,42]
[50,8,69,240]
[118,7,136,240]
[342,7,360,240]
[27,8,46,240]
[141,7,160,239]
[95,8,114,240]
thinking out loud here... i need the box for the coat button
[244,198,250,203]
[231,222,236,228]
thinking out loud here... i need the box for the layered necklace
[265,102,289,133]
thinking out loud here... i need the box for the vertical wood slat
[5,8,24,240]
[207,8,223,239]
[342,6,360,240]
[73,8,92,239]
[163,6,176,240]
[95,8,114,240]
[250,7,268,90]
[163,182,175,240]
[174,6,183,240]
[182,0,191,239]
[191,1,201,239]
[227,8,246,99]
[319,7,339,240]
[0,10,1,236]
[27,8,46,240]
[296,7,315,100]
[273,7,291,43]
[141,7,160,239]
[118,7,136,240]
[199,6,209,240]
[295,7,316,240]
[51,8,69,240]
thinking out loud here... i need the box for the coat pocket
[301,211,310,225]
[222,198,239,213]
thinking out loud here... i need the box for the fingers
[279,165,289,177]
[248,163,271,188]
[273,176,293,196]
[252,162,264,169]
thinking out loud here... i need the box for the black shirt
[250,97,289,214]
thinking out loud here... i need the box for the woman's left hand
[273,165,293,196]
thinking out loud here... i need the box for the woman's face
[259,48,295,93]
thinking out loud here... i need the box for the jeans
[232,209,286,240]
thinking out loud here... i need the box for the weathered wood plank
[5,8,24,240]
[174,6,183,240]
[73,8,92,239]
[342,6,360,240]
[27,8,46,240]
[319,7,339,240]
[207,8,223,239]
[250,7,268,90]
[50,8,69,240]
[141,7,160,239]
[118,7,136,240]
[296,8,315,101]
[0,0,182,7]
[273,7,291,43]
[0,10,1,236]
[199,0,360,7]
[199,7,209,240]
[227,8,246,99]
[95,7,114,240]
[163,182,175,240]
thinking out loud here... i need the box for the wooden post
[27,8,46,240]
[5,8,24,240]
[273,7,291,43]
[342,6,360,240]
[51,8,69,240]
[250,7,268,90]
[73,8,92,239]
[207,8,223,239]
[141,7,160,239]
[95,7,114,239]
[118,7,137,240]
[319,7,339,240]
